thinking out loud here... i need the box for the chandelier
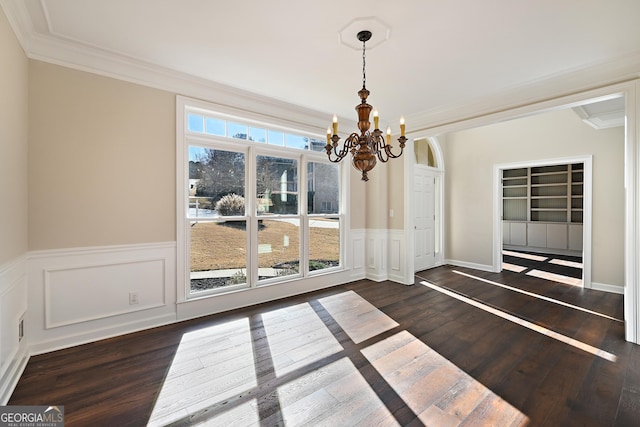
[325,30,406,181]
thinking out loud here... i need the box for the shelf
[503,168,528,179]
[531,165,568,174]
[503,162,583,224]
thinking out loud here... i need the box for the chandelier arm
[327,133,360,161]
[328,143,349,161]
[383,136,407,159]
[344,133,360,154]
[371,132,390,162]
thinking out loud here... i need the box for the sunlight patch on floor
[526,269,583,287]
[318,290,399,344]
[549,258,583,269]
[277,357,396,426]
[361,330,528,426]
[261,302,343,376]
[148,318,258,426]
[502,262,528,273]
[147,290,531,426]
[502,250,548,261]
[420,281,617,362]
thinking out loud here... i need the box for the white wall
[442,107,625,289]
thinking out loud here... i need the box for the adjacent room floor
[502,249,583,286]
[9,265,639,426]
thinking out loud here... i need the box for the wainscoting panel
[0,255,28,405]
[44,259,166,329]
[351,229,365,271]
[28,243,177,355]
[350,229,411,284]
[366,230,387,282]
[388,230,412,284]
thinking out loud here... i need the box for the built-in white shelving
[502,163,583,254]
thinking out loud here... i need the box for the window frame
[177,97,345,301]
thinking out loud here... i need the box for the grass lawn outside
[190,219,340,272]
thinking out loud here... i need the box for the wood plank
[9,265,637,426]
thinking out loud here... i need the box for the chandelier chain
[362,39,366,89]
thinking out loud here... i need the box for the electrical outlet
[129,292,139,305]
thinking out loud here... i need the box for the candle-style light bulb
[373,109,379,130]
[326,127,331,144]
[400,116,405,137]
[386,126,391,144]
[332,114,338,135]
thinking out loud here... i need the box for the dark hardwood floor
[502,249,583,284]
[9,265,640,426]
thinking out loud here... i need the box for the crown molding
[3,0,639,136]
[406,52,640,135]
[0,0,342,133]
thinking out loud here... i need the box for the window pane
[249,127,267,143]
[256,155,298,215]
[189,147,245,218]
[285,134,308,150]
[205,117,226,136]
[268,130,284,146]
[309,138,326,152]
[187,113,204,133]
[309,218,340,272]
[190,221,247,292]
[307,162,339,214]
[228,122,248,140]
[258,219,300,280]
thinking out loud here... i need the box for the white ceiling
[4,0,640,130]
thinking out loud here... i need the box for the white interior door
[415,167,436,271]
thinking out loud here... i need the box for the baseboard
[445,259,495,273]
[389,270,413,285]
[503,245,582,258]
[0,345,29,405]
[365,272,388,282]
[29,312,177,356]
[591,282,624,294]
